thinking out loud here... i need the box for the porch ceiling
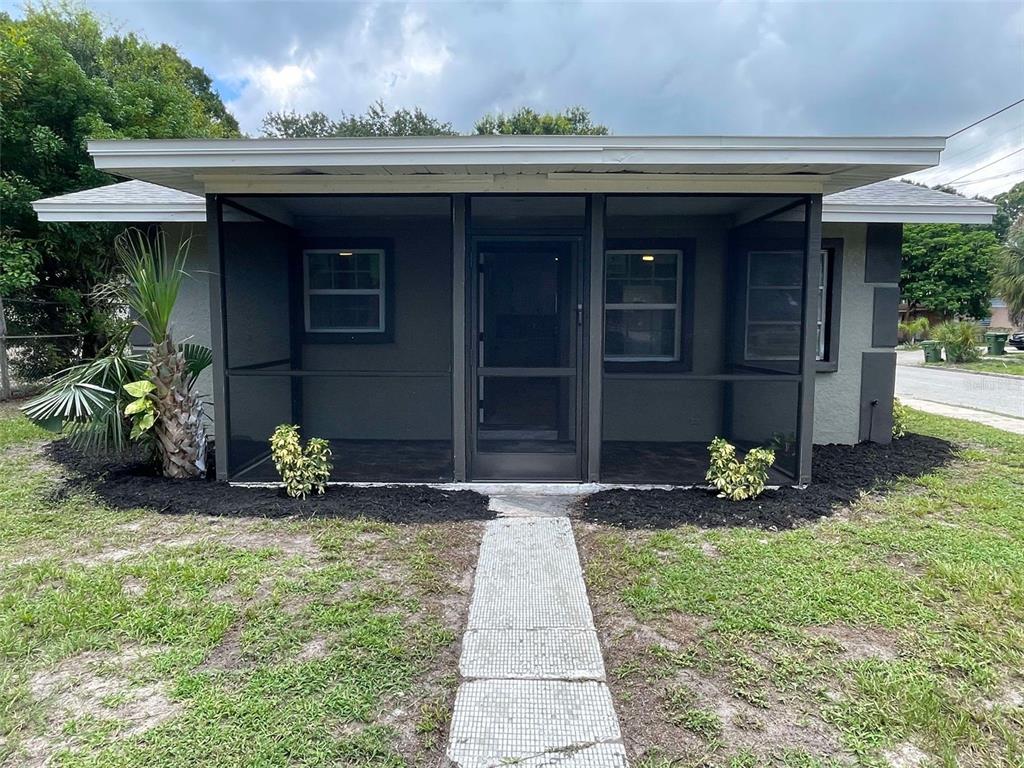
[87,135,945,196]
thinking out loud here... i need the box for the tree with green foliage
[989,181,1024,243]
[24,227,213,477]
[900,224,1001,319]
[262,99,456,138]
[474,105,608,135]
[0,2,238,378]
[993,217,1024,326]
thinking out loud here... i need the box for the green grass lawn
[954,355,1024,377]
[578,409,1024,767]
[0,402,481,767]
[922,352,1024,377]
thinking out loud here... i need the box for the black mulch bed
[45,441,493,524]
[576,433,957,530]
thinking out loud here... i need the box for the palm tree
[115,228,208,478]
[993,216,1024,327]
[24,228,211,478]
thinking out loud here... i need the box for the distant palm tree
[993,217,1024,327]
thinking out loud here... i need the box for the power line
[942,122,1024,163]
[943,147,1024,185]
[955,169,1024,186]
[948,97,1024,139]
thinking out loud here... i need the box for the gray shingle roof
[32,180,204,222]
[824,179,995,208]
[34,179,202,206]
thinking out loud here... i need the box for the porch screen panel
[599,195,807,485]
[469,196,585,231]
[298,197,454,481]
[220,217,295,478]
[601,378,726,483]
[222,220,293,370]
[226,375,293,478]
[218,196,454,482]
[724,380,800,481]
[721,202,810,482]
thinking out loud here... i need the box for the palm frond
[114,227,192,344]
[22,347,147,451]
[181,343,214,386]
[994,218,1024,326]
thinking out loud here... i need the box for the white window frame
[604,249,683,362]
[744,250,829,362]
[303,248,386,333]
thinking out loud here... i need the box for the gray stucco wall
[813,223,870,444]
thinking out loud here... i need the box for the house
[985,298,1021,331]
[32,136,996,485]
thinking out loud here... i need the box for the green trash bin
[922,340,943,363]
[985,332,1009,356]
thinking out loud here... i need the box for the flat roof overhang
[86,134,946,197]
[34,180,997,227]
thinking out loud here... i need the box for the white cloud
[238,61,318,109]
[223,4,452,132]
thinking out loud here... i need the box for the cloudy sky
[7,0,1024,197]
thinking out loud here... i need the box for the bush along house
[33,135,995,485]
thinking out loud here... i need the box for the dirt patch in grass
[883,742,929,768]
[590,594,850,764]
[25,645,179,766]
[805,624,899,662]
[577,524,856,765]
[576,434,956,530]
[196,623,251,673]
[46,440,493,524]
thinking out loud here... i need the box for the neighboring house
[986,298,1020,331]
[32,136,995,485]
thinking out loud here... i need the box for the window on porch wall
[217,195,455,483]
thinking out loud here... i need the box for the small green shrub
[705,437,775,501]
[270,424,333,499]
[898,316,930,344]
[892,397,908,439]
[933,320,982,363]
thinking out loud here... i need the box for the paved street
[895,354,1024,426]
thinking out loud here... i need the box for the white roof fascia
[822,205,996,224]
[87,135,947,196]
[33,202,205,222]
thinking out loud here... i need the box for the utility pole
[0,296,10,400]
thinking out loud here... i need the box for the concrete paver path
[447,498,627,768]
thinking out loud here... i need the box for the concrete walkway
[900,397,1024,435]
[447,497,627,768]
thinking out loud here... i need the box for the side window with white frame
[744,249,836,363]
[304,249,386,333]
[604,249,683,361]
